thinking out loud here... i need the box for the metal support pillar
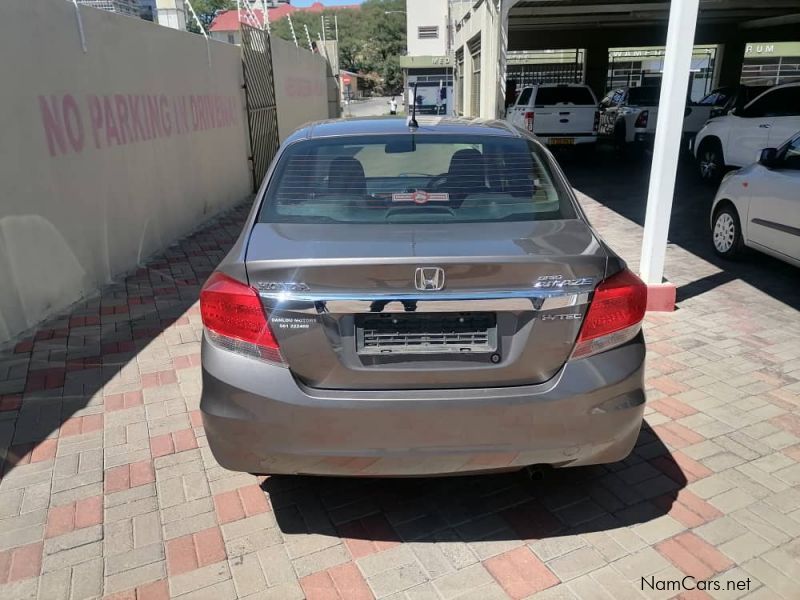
[714,39,746,88]
[585,45,609,98]
[639,0,700,311]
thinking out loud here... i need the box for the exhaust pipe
[524,464,550,481]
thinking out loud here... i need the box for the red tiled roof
[210,3,360,33]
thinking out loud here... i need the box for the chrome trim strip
[259,290,592,314]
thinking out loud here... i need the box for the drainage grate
[356,313,497,355]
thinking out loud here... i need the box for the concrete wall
[271,35,332,141]
[0,0,252,345]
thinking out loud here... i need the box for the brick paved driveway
[1,156,799,600]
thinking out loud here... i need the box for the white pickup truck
[505,84,599,147]
[598,85,767,152]
[597,87,661,149]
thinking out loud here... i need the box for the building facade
[155,0,188,31]
[400,0,453,115]
[76,0,140,17]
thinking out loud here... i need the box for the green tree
[270,0,407,91]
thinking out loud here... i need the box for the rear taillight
[635,110,649,128]
[200,272,283,364]
[524,111,535,132]
[593,110,600,132]
[572,269,647,359]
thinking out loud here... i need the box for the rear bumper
[634,131,655,146]
[200,334,646,476]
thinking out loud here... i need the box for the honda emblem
[415,267,445,291]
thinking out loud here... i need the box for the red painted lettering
[103,95,121,146]
[146,95,163,139]
[128,95,146,142]
[38,95,68,157]
[87,94,103,149]
[159,95,171,136]
[62,94,84,153]
[114,95,131,144]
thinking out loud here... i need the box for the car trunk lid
[245,221,607,390]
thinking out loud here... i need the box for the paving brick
[44,524,103,555]
[545,545,606,583]
[483,546,559,599]
[612,547,670,581]
[105,543,165,577]
[104,578,169,600]
[719,531,773,564]
[41,539,102,573]
[0,509,46,550]
[0,541,43,584]
[213,485,270,525]
[103,561,166,596]
[337,513,400,560]
[655,532,733,580]
[165,526,225,576]
[433,563,496,599]
[105,497,158,523]
[167,560,230,597]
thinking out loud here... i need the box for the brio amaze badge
[533,275,595,289]
[391,191,450,205]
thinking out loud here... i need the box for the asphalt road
[342,96,398,118]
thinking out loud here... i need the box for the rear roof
[284,117,522,145]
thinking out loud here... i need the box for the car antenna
[408,82,419,129]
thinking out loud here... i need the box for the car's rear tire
[712,204,744,259]
[697,139,725,183]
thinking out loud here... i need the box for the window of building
[456,49,464,116]
[418,26,439,40]
[469,36,482,117]
[227,33,235,44]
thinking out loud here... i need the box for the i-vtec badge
[533,275,595,289]
[541,314,583,321]
[255,282,310,292]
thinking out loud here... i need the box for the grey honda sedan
[199,117,647,476]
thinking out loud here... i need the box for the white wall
[270,35,332,141]
[407,0,448,57]
[451,0,508,119]
[0,0,251,345]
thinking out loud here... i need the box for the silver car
[200,117,647,477]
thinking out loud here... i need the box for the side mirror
[759,147,778,168]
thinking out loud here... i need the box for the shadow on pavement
[0,203,252,479]
[558,145,800,311]
[264,421,688,543]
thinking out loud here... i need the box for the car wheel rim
[713,213,736,252]
[700,151,717,178]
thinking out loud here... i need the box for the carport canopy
[502,0,800,310]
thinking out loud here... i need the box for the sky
[291,0,365,6]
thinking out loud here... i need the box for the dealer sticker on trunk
[392,191,450,204]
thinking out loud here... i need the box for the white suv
[694,83,800,182]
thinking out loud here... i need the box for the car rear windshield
[627,87,660,105]
[259,134,577,224]
[535,87,595,106]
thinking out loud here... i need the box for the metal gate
[241,24,280,192]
